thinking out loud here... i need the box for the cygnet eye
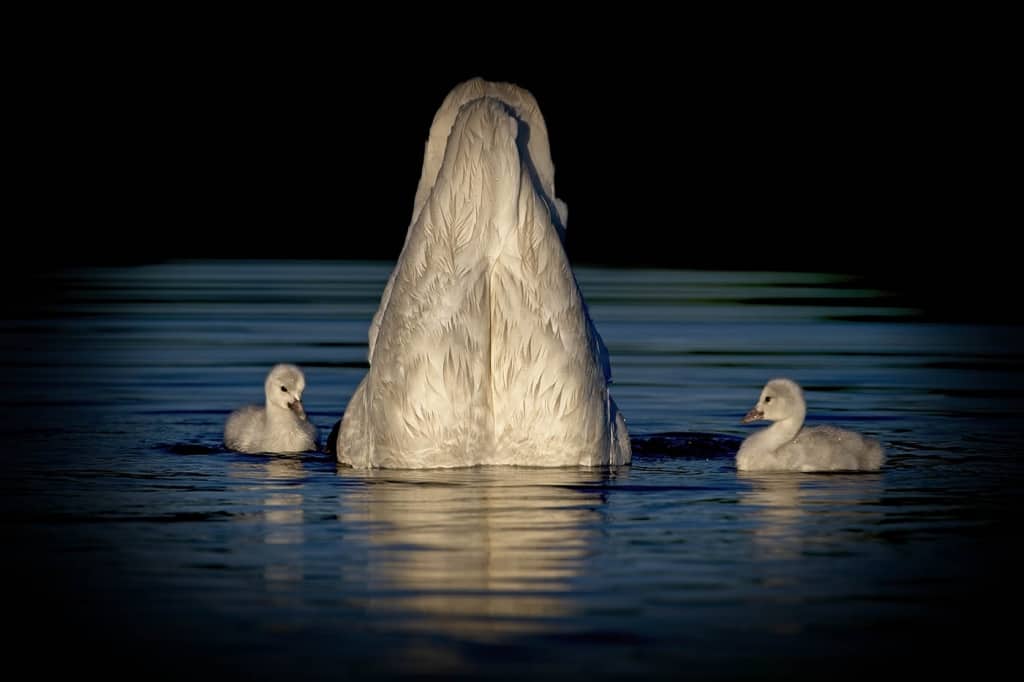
[764,396,772,403]
[281,386,289,392]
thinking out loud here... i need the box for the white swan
[225,364,318,454]
[736,378,884,472]
[336,78,630,468]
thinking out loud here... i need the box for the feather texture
[338,80,629,468]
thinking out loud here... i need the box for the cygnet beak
[288,399,306,419]
[742,407,763,423]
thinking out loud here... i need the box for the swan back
[337,80,629,469]
[412,77,561,229]
[370,78,567,364]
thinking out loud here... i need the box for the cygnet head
[742,378,806,424]
[264,363,308,418]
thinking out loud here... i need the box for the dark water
[4,262,1021,679]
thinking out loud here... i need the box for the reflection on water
[738,472,883,561]
[740,473,806,561]
[230,455,308,589]
[339,467,626,638]
[6,260,1022,679]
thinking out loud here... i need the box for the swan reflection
[339,466,625,638]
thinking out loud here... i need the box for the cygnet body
[736,378,884,472]
[225,364,318,454]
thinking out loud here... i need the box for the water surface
[4,262,1020,679]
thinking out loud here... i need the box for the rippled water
[5,262,1021,679]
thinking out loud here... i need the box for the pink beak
[742,407,763,424]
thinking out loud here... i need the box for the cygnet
[737,378,884,472]
[225,364,318,454]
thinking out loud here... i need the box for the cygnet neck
[763,400,806,450]
[767,416,802,447]
[264,392,295,421]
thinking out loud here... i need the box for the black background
[14,20,1011,321]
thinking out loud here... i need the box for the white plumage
[336,78,630,468]
[225,364,318,454]
[736,378,884,472]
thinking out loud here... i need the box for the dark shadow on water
[161,443,225,456]
[163,431,997,481]
[323,418,342,456]
[631,431,742,459]
[160,443,338,471]
[321,428,741,463]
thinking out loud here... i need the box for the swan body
[225,364,318,454]
[736,378,884,472]
[336,78,630,468]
